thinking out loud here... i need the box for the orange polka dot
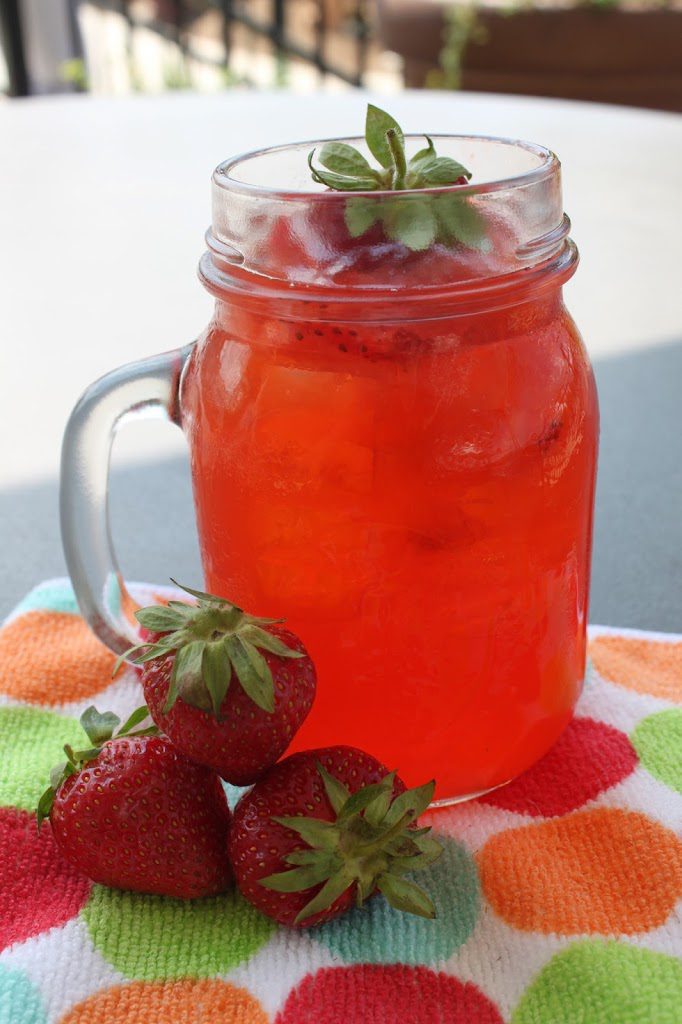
[589,635,682,702]
[0,611,115,705]
[479,808,682,936]
[59,979,268,1024]
[120,586,141,629]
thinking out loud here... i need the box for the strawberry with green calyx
[121,582,316,786]
[36,704,157,827]
[228,746,443,927]
[308,104,486,252]
[38,705,233,899]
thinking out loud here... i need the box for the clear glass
[60,135,598,804]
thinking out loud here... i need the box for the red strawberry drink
[62,109,598,805]
[181,112,599,802]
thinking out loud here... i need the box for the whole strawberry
[123,582,316,786]
[228,745,443,927]
[38,706,233,899]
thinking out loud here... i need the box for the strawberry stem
[260,766,443,924]
[386,129,407,190]
[116,582,304,719]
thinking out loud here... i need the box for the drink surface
[182,224,599,801]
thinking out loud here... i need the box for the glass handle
[60,344,194,655]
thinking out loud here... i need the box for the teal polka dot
[221,781,248,810]
[11,582,79,618]
[315,837,479,964]
[0,965,46,1024]
[512,941,682,1024]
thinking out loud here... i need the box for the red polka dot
[0,807,91,951]
[275,965,503,1024]
[479,717,637,817]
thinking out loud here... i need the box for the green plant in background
[221,65,243,87]
[163,57,193,90]
[426,4,487,91]
[274,52,290,88]
[426,0,655,92]
[59,58,89,91]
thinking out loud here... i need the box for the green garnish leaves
[416,155,471,187]
[308,151,379,192]
[383,196,438,252]
[344,197,381,239]
[308,104,484,251]
[308,104,469,194]
[315,142,376,178]
[261,765,443,924]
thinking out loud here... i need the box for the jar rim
[198,241,578,322]
[213,134,559,201]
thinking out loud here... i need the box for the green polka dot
[0,706,83,811]
[82,884,275,980]
[512,941,682,1024]
[315,837,479,964]
[11,581,79,617]
[632,709,682,793]
[0,964,46,1024]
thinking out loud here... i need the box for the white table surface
[1,90,681,626]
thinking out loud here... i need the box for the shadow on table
[590,335,682,631]
[0,456,201,620]
[2,338,681,630]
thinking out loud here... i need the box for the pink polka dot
[276,965,503,1024]
[480,717,637,817]
[0,807,91,951]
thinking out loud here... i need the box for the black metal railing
[217,0,370,87]
[0,0,29,96]
[1,0,371,97]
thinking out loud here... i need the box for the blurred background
[2,0,681,110]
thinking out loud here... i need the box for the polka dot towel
[0,580,680,1023]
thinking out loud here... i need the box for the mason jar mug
[61,136,599,804]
